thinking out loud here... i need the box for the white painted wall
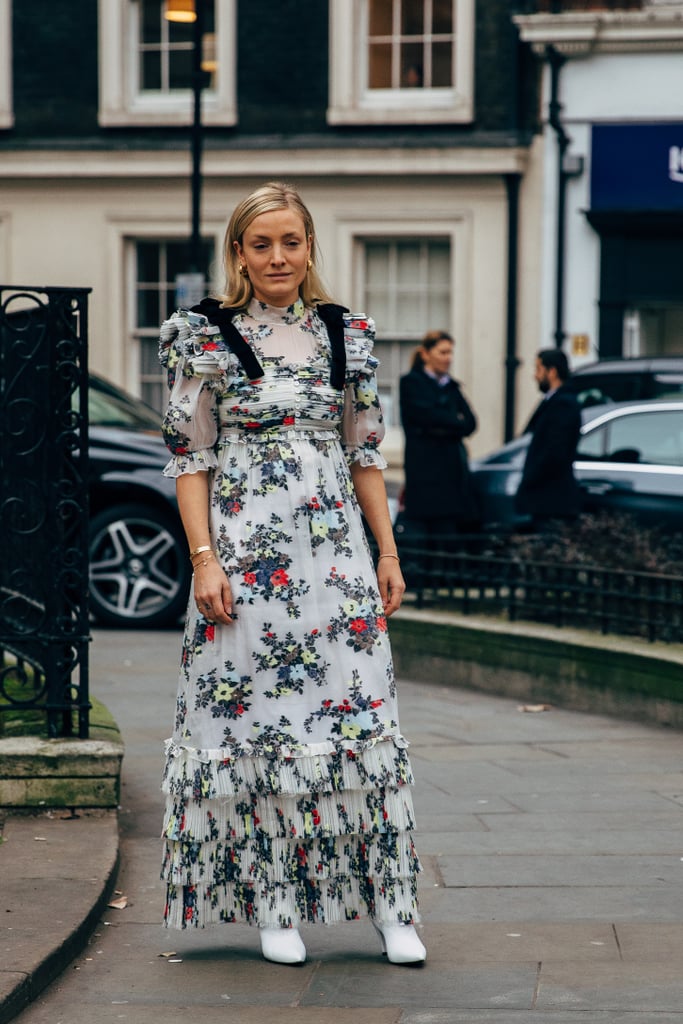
[533,47,683,374]
[1,153,538,463]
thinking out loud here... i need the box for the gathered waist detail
[217,424,339,445]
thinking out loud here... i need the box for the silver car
[470,400,683,532]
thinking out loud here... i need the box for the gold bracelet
[378,553,400,562]
[189,544,213,560]
[191,555,215,570]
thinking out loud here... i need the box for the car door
[575,406,683,529]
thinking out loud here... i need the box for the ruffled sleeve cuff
[343,444,388,470]
[162,447,219,479]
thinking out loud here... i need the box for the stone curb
[0,810,120,1024]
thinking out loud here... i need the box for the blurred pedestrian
[158,181,425,966]
[398,331,479,574]
[516,348,582,531]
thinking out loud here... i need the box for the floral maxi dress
[158,297,421,929]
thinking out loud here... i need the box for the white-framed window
[356,236,454,429]
[0,0,13,129]
[99,0,236,127]
[128,236,216,412]
[328,0,474,125]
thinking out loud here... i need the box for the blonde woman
[158,182,425,966]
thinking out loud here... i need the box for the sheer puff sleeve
[158,309,235,479]
[341,315,387,470]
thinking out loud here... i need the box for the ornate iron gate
[0,285,91,738]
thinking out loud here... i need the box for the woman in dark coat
[399,331,478,562]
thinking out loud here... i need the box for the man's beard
[538,378,550,394]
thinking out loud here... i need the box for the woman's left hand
[376,557,406,617]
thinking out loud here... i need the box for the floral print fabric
[158,298,421,929]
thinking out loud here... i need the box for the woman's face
[421,339,453,377]
[234,207,312,307]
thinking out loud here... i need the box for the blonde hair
[217,181,335,308]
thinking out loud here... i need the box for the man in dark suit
[516,348,582,531]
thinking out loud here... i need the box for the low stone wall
[390,607,683,729]
[0,700,124,808]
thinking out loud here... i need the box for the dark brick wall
[235,0,329,134]
[4,1,537,146]
[13,0,99,137]
[475,0,527,132]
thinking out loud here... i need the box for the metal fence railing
[0,285,91,738]
[399,541,683,645]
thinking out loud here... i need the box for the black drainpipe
[546,45,570,349]
[504,173,521,442]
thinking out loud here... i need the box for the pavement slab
[5,628,683,1024]
[535,960,683,1012]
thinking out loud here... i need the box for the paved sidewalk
[3,628,683,1023]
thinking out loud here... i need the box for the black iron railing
[0,285,91,738]
[400,541,683,644]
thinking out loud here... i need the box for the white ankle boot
[372,921,426,965]
[259,926,306,964]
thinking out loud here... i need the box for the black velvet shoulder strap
[316,303,349,391]
[192,297,349,388]
[191,297,264,380]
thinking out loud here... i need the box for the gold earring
[239,263,249,278]
[307,258,312,271]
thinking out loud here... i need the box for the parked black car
[87,374,190,628]
[566,356,683,408]
[470,400,683,532]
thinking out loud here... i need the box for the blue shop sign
[591,123,683,211]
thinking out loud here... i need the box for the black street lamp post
[166,0,212,303]
[189,0,206,274]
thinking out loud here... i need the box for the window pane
[142,51,162,91]
[396,293,423,333]
[169,48,193,89]
[428,244,450,285]
[141,0,161,43]
[369,0,393,36]
[432,42,452,87]
[141,377,165,415]
[396,243,420,285]
[166,239,213,279]
[137,289,160,328]
[428,294,450,328]
[162,285,178,318]
[401,2,423,35]
[137,243,160,283]
[369,43,392,88]
[140,337,162,375]
[167,19,194,45]
[366,295,391,334]
[433,0,453,34]
[366,243,390,283]
[401,44,423,88]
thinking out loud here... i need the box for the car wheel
[89,503,190,628]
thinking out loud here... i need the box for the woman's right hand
[193,558,236,625]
